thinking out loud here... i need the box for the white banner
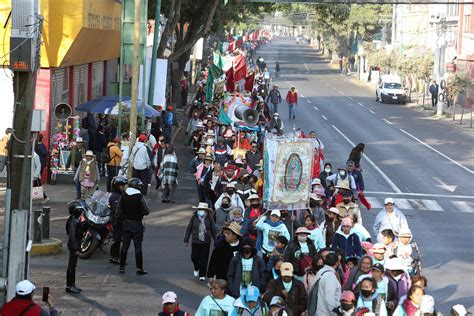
[138,58,168,107]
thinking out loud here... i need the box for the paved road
[259,37,474,312]
[24,37,474,315]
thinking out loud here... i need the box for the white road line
[338,91,344,95]
[307,100,312,104]
[332,125,402,193]
[313,106,319,111]
[369,109,376,114]
[366,197,382,209]
[399,129,474,175]
[383,118,393,125]
[325,83,330,86]
[394,198,411,210]
[452,201,474,213]
[332,87,337,90]
[365,191,474,199]
[421,199,444,212]
[347,96,354,101]
[358,102,365,107]
[301,94,305,98]
[321,115,328,121]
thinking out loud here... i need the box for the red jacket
[1,298,42,316]
[286,91,298,104]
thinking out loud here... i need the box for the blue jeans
[288,103,296,118]
[271,102,279,115]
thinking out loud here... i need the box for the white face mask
[324,168,331,173]
[339,171,346,177]
[297,235,308,243]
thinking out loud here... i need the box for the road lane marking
[313,106,319,111]
[421,199,444,212]
[301,94,305,98]
[452,201,474,213]
[365,191,474,199]
[347,96,354,100]
[332,87,337,90]
[369,109,376,114]
[339,91,344,95]
[383,118,393,125]
[393,198,411,210]
[399,129,474,175]
[358,102,365,107]
[332,125,402,193]
[325,83,330,86]
[366,197,382,209]
[307,100,312,104]
[321,115,328,120]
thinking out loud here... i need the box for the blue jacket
[332,229,363,259]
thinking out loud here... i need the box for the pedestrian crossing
[365,196,474,214]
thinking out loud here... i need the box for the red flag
[225,67,235,92]
[233,54,247,82]
[236,38,244,48]
[228,41,236,53]
[244,34,249,42]
[228,34,235,42]
[244,73,255,92]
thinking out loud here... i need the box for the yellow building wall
[0,0,121,68]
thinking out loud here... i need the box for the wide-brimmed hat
[85,150,94,156]
[280,262,293,277]
[385,257,405,271]
[245,194,260,207]
[206,130,215,136]
[310,193,322,201]
[372,243,386,254]
[203,154,214,162]
[295,227,311,235]
[223,222,242,236]
[196,147,207,154]
[327,207,340,216]
[192,202,212,212]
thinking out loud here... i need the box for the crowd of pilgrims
[178,96,444,316]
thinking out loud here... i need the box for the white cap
[420,295,435,313]
[270,210,281,217]
[16,280,35,295]
[384,197,394,205]
[85,150,94,156]
[452,304,469,316]
[162,291,178,304]
[76,137,83,142]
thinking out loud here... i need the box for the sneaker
[119,267,125,274]
[199,277,206,281]
[109,258,120,265]
[65,286,81,294]
[193,270,199,277]
[41,197,50,204]
[136,269,148,275]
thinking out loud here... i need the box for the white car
[376,75,408,104]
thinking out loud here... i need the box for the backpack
[102,144,116,164]
[307,270,330,315]
[81,117,89,129]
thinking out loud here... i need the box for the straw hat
[85,150,94,156]
[245,194,260,207]
[223,222,242,236]
[192,202,212,212]
[327,207,340,216]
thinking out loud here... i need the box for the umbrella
[76,95,161,117]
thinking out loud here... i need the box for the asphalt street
[24,37,474,315]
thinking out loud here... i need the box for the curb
[31,238,63,256]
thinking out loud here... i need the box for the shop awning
[76,95,161,117]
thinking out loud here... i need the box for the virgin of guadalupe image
[284,153,303,191]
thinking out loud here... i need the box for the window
[448,0,460,17]
[384,82,403,89]
[464,15,471,33]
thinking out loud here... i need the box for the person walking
[118,178,150,275]
[67,137,86,199]
[195,279,235,316]
[184,202,217,281]
[74,150,100,199]
[0,128,12,172]
[66,201,85,294]
[160,146,179,203]
[105,137,123,193]
[159,291,192,316]
[429,80,439,108]
[285,86,298,120]
[109,176,128,265]
[181,75,189,108]
[35,133,48,177]
[32,151,49,203]
[266,84,282,115]
[1,280,59,315]
[163,105,178,144]
[94,126,107,176]
[275,61,281,77]
[129,133,152,195]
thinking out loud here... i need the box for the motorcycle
[78,191,113,259]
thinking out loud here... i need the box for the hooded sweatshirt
[332,227,363,259]
[344,255,373,291]
[255,216,290,253]
[356,292,388,316]
[230,297,268,316]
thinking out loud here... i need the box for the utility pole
[1,0,42,303]
[148,0,161,107]
[128,0,141,179]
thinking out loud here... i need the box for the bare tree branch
[157,0,182,58]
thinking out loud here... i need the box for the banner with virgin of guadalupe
[264,133,314,210]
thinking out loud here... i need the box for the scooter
[78,191,113,259]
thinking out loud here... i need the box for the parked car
[376,75,407,104]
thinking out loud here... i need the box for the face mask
[324,168,331,173]
[339,171,346,177]
[316,264,324,270]
[221,203,230,209]
[343,199,350,205]
[197,210,205,217]
[309,201,318,208]
[361,290,373,298]
[297,235,307,243]
[341,303,354,311]
[226,190,234,195]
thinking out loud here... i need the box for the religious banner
[264,133,314,210]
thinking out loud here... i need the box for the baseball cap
[270,296,285,307]
[16,280,35,295]
[341,290,355,302]
[138,133,148,142]
[270,210,281,217]
[372,263,385,273]
[384,197,394,205]
[280,262,293,277]
[420,295,435,313]
[162,291,178,304]
[244,286,260,302]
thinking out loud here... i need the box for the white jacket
[373,208,409,243]
[129,142,151,170]
[32,152,42,180]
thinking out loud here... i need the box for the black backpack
[307,270,330,315]
[81,117,89,129]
